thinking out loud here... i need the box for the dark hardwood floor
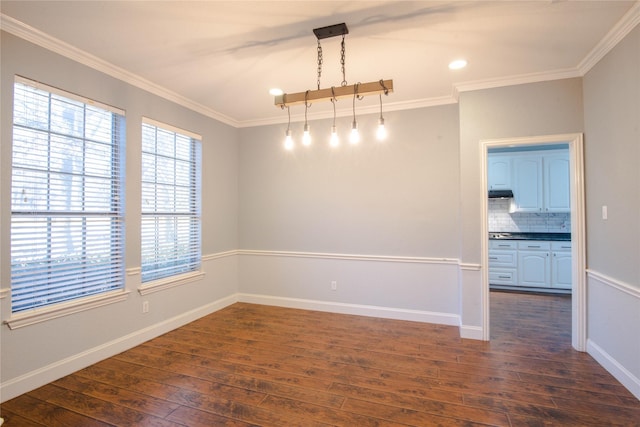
[2,291,639,426]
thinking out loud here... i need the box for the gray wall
[0,33,239,386]
[583,25,640,287]
[239,105,461,258]
[458,78,584,263]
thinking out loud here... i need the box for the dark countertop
[489,232,571,241]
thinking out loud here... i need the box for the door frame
[480,133,586,351]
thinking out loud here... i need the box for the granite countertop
[489,232,571,241]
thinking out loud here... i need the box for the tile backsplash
[488,199,570,232]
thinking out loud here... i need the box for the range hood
[488,189,514,199]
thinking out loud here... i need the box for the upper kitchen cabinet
[512,150,570,213]
[543,153,571,212]
[488,154,512,190]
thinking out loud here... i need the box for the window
[141,119,201,283]
[11,77,125,313]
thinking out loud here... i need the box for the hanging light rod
[274,79,393,108]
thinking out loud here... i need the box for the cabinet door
[488,156,511,190]
[518,251,550,287]
[544,153,571,212]
[513,155,543,212]
[551,252,572,289]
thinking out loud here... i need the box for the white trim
[0,288,9,299]
[0,14,238,128]
[238,249,458,265]
[459,263,481,271]
[454,68,582,95]
[0,293,238,403]
[587,339,640,400]
[142,117,202,141]
[137,271,205,296]
[578,2,640,75]
[586,269,640,299]
[202,250,239,262]
[479,133,587,349]
[237,293,460,326]
[4,289,131,330]
[459,325,483,340]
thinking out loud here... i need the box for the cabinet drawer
[490,240,517,250]
[489,250,517,268]
[551,241,572,251]
[517,241,551,251]
[489,269,517,285]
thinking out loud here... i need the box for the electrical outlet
[331,281,337,291]
[142,300,149,313]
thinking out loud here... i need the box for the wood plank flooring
[2,291,639,426]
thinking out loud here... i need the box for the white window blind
[11,77,125,313]
[141,119,201,283]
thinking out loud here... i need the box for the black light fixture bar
[313,22,349,40]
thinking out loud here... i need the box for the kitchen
[488,144,572,294]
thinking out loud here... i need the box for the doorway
[480,133,586,351]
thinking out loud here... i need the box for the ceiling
[1,1,638,127]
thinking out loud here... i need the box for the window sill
[137,271,205,296]
[4,289,131,330]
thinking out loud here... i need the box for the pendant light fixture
[283,105,293,150]
[274,23,393,149]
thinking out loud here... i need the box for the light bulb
[330,126,339,147]
[302,123,311,146]
[349,121,360,144]
[376,117,387,141]
[284,129,294,150]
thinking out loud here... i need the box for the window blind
[11,78,125,313]
[140,119,201,283]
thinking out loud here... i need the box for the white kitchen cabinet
[511,150,570,213]
[544,153,571,212]
[488,240,517,286]
[518,241,551,288]
[512,155,543,212]
[551,241,572,289]
[488,155,512,190]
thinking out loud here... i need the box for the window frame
[139,117,203,294]
[6,76,129,328]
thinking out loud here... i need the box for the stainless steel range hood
[488,189,514,199]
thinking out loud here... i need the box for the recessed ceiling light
[448,59,467,70]
[269,88,284,96]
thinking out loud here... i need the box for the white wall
[0,33,240,401]
[583,25,640,399]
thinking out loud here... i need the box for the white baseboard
[587,339,640,400]
[0,293,238,403]
[237,293,460,326]
[459,325,483,340]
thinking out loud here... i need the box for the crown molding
[0,14,239,128]
[454,67,582,95]
[578,1,640,75]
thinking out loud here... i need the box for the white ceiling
[2,1,638,127]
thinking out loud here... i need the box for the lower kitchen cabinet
[489,239,571,291]
[518,250,550,287]
[551,241,572,289]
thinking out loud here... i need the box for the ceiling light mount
[313,22,349,40]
